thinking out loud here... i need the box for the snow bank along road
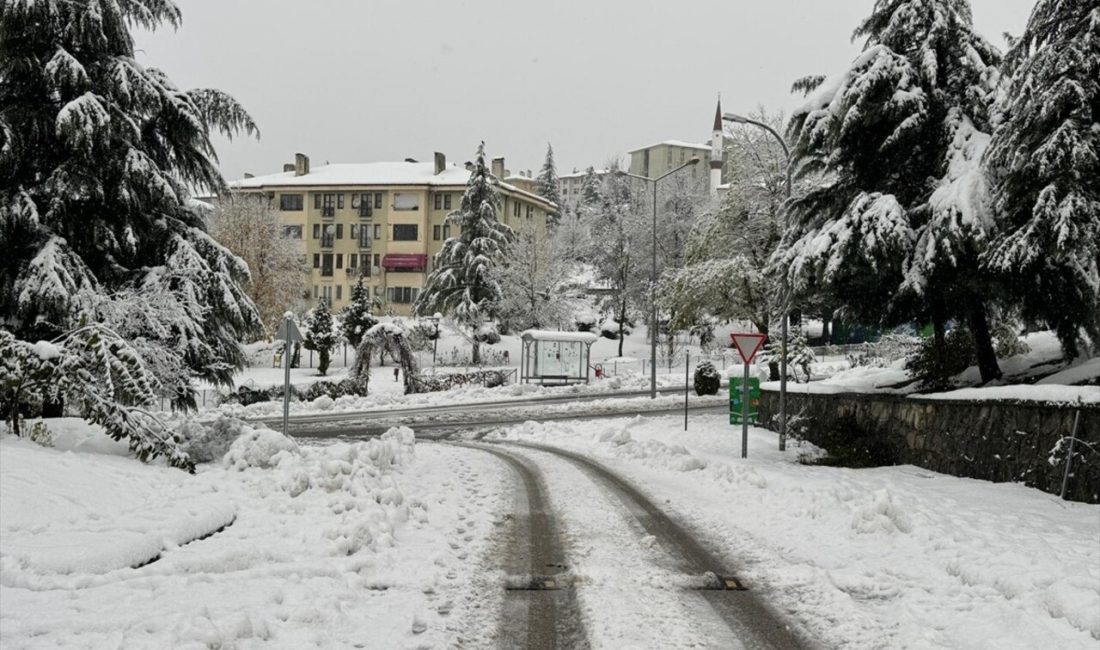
[444,439,812,649]
[249,383,727,430]
[277,392,728,439]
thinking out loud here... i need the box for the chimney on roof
[405,157,419,163]
[294,153,309,176]
[491,156,505,179]
[243,172,254,179]
[434,152,446,175]
[527,169,532,178]
[464,161,473,171]
[283,163,295,173]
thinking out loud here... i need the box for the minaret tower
[710,96,724,197]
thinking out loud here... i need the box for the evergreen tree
[984,0,1100,356]
[580,166,602,208]
[305,298,335,376]
[0,1,262,390]
[341,277,379,349]
[776,0,1004,381]
[535,142,562,224]
[414,142,514,364]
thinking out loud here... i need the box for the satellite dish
[325,224,336,234]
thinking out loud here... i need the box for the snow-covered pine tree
[580,166,603,209]
[535,142,562,225]
[0,1,262,392]
[341,277,380,348]
[984,0,1100,356]
[776,0,1004,382]
[305,298,336,375]
[414,142,514,364]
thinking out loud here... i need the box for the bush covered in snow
[693,362,721,396]
[179,416,248,464]
[599,318,632,340]
[224,426,300,470]
[905,328,976,391]
[473,322,501,345]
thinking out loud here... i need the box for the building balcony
[358,206,372,219]
[320,234,335,248]
[321,206,335,218]
[358,236,371,250]
[320,266,333,277]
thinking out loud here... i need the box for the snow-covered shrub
[29,421,54,448]
[303,378,368,401]
[474,323,501,345]
[0,327,193,471]
[992,323,1030,358]
[905,328,975,391]
[179,416,247,464]
[693,362,721,396]
[599,318,631,340]
[758,326,816,382]
[224,426,300,470]
[573,307,598,332]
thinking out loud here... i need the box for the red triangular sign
[730,333,767,364]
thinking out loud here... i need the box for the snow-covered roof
[229,162,556,211]
[626,140,711,153]
[558,169,611,180]
[520,330,599,344]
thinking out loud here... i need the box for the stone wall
[758,390,1100,503]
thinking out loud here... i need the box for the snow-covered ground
[0,421,514,648]
[490,414,1100,649]
[4,411,1097,648]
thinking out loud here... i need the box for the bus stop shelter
[520,330,599,385]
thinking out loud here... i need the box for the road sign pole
[741,361,749,458]
[283,317,292,437]
[684,352,689,431]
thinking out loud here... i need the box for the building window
[312,224,321,239]
[350,224,358,240]
[336,254,343,269]
[433,225,441,241]
[312,253,320,269]
[373,224,382,240]
[313,194,321,209]
[352,193,373,217]
[386,287,419,304]
[336,224,344,239]
[321,194,335,217]
[321,285,332,301]
[373,254,380,268]
[280,194,303,211]
[526,205,533,219]
[434,194,442,210]
[321,254,333,277]
[337,194,345,209]
[336,285,342,300]
[283,225,303,239]
[393,193,419,211]
[374,193,383,209]
[443,224,451,238]
[444,194,452,210]
[393,224,418,241]
[513,201,520,217]
[349,254,358,269]
[313,285,318,298]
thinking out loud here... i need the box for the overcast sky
[135,0,1035,181]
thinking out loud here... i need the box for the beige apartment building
[627,139,715,185]
[558,168,610,212]
[231,153,553,316]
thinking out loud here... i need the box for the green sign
[729,378,760,425]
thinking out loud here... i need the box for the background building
[231,152,553,316]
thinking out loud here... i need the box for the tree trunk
[821,311,832,345]
[472,337,481,365]
[617,318,625,357]
[967,302,1002,383]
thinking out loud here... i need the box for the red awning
[382,254,428,270]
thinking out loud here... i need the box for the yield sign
[730,333,767,364]
[275,318,303,343]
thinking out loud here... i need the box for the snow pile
[0,435,235,577]
[224,426,301,470]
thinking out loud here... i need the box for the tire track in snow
[500,440,815,650]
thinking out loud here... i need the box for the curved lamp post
[615,157,700,399]
[722,112,792,452]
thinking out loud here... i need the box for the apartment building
[557,168,611,212]
[231,152,554,316]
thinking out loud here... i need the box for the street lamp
[616,157,701,399]
[722,111,792,452]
